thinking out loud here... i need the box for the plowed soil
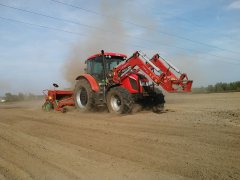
[0,92,239,180]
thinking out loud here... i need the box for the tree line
[193,81,240,93]
[2,93,42,102]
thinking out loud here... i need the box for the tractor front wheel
[107,87,133,114]
[74,78,95,112]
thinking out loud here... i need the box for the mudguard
[76,74,99,92]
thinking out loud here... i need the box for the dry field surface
[0,92,239,180]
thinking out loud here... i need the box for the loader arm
[112,51,192,92]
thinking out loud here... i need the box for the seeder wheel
[42,101,53,112]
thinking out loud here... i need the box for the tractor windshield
[106,56,124,71]
[87,56,125,80]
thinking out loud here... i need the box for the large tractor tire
[106,87,133,114]
[152,89,165,113]
[74,78,95,112]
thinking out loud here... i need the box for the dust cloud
[63,0,129,86]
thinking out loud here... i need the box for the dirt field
[0,92,239,180]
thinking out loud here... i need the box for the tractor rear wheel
[107,87,133,114]
[74,78,95,112]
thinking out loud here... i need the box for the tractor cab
[85,52,127,81]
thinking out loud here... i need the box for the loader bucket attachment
[170,79,193,92]
[148,53,193,92]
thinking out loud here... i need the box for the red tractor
[73,50,192,114]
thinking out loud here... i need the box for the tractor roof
[87,52,127,60]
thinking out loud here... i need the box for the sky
[0,0,240,95]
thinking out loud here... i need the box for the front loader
[73,50,193,114]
